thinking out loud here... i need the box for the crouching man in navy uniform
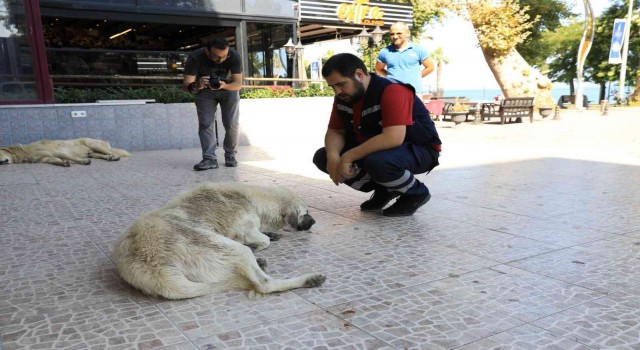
[313,53,441,217]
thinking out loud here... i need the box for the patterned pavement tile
[532,293,640,349]
[428,265,603,322]
[256,228,496,308]
[153,291,322,339]
[325,284,524,350]
[570,234,640,260]
[456,324,596,350]
[0,262,150,320]
[306,192,365,211]
[552,207,640,234]
[156,342,199,350]
[194,310,393,350]
[421,227,562,264]
[508,248,640,293]
[439,190,581,218]
[2,120,640,350]
[0,225,109,280]
[1,300,186,350]
[0,167,38,185]
[494,225,614,248]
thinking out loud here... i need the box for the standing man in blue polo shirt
[375,21,434,95]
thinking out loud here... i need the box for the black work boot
[193,158,219,171]
[382,192,431,217]
[360,189,400,212]
[225,155,238,167]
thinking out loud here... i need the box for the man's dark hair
[206,37,229,50]
[321,53,368,78]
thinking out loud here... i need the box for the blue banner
[608,19,625,64]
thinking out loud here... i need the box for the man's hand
[327,154,342,185]
[338,160,358,181]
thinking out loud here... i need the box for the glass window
[42,17,236,87]
[246,22,294,85]
[0,0,38,101]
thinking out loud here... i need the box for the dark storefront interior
[2,0,412,104]
[43,17,294,87]
[1,0,298,103]
[42,17,234,87]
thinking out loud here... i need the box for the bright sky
[303,1,612,91]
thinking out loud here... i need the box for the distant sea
[436,86,604,104]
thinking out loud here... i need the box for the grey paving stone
[2,110,640,348]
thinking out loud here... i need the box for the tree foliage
[585,0,639,92]
[543,20,582,90]
[515,0,573,68]
[465,0,538,59]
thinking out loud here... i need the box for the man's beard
[338,78,365,104]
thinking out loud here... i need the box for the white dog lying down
[112,183,326,299]
[0,138,131,167]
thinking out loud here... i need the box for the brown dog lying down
[0,138,131,167]
[112,183,326,299]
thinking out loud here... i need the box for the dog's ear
[285,212,298,228]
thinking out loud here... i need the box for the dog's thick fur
[0,138,131,167]
[112,183,325,300]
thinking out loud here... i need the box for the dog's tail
[110,148,132,157]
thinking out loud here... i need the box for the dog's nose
[298,214,315,231]
[0,159,8,165]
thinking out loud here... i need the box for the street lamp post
[356,26,384,72]
[283,37,305,87]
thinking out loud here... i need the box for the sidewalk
[1,108,639,349]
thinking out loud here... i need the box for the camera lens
[209,75,221,89]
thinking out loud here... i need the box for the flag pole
[617,0,633,102]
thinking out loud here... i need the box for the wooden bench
[480,97,535,124]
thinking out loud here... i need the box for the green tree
[516,0,573,68]
[430,47,449,96]
[585,0,639,102]
[462,0,554,107]
[544,20,583,95]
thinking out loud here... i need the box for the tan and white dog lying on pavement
[112,183,326,300]
[0,138,131,167]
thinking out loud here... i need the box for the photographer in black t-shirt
[183,37,243,170]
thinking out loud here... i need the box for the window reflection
[0,0,38,101]
[246,23,293,86]
[42,17,235,87]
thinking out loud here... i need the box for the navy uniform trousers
[313,142,439,195]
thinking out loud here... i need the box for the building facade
[1,0,412,105]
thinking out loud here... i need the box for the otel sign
[336,0,385,26]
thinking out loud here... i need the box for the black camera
[209,75,221,89]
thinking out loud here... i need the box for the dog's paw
[256,257,267,271]
[265,232,282,241]
[82,159,91,165]
[246,243,259,251]
[303,274,326,288]
[247,290,267,301]
[108,155,120,161]
[62,161,71,167]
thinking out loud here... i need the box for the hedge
[54,84,334,103]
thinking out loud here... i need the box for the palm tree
[430,47,449,97]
